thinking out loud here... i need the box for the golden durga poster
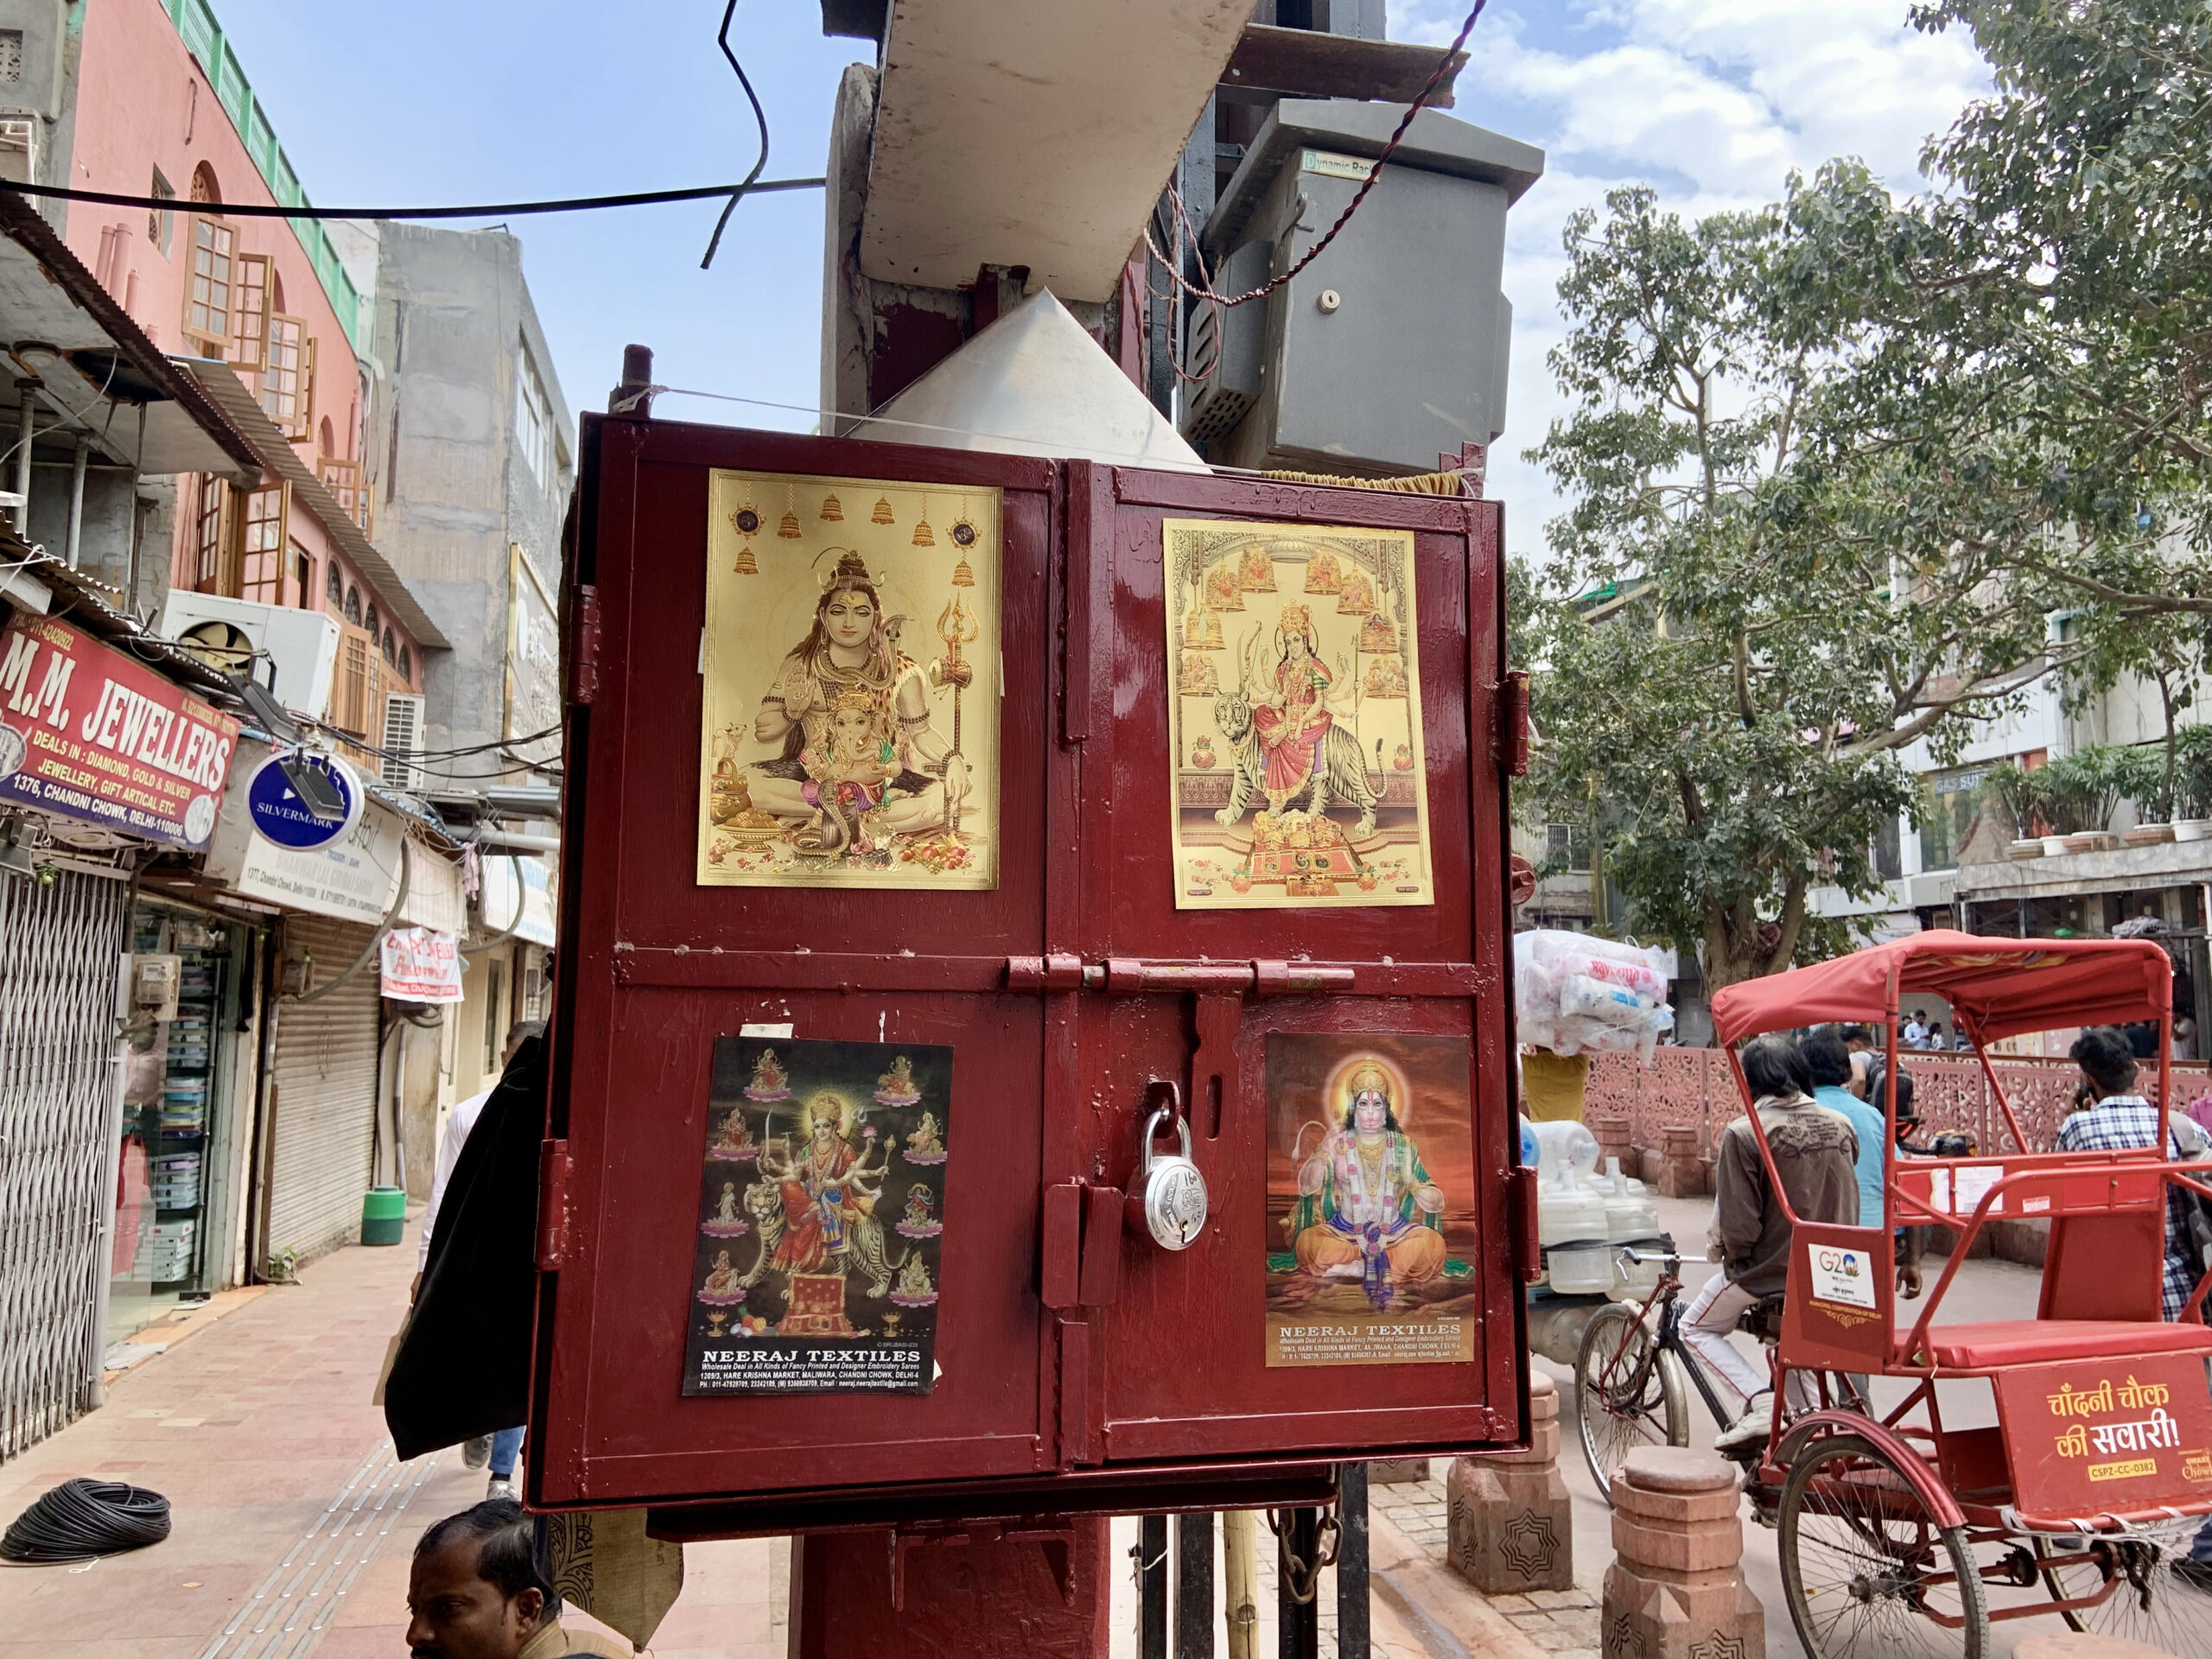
[1162,518,1433,909]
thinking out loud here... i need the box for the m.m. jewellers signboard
[0,613,239,849]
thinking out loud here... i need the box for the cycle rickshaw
[1573,931,2212,1656]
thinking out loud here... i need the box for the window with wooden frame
[182,214,236,356]
[237,482,289,604]
[338,630,370,735]
[319,455,372,533]
[260,315,315,438]
[191,474,234,594]
[230,253,270,373]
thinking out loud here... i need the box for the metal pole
[1277,1510,1319,1659]
[14,381,36,533]
[1176,1512,1215,1659]
[1337,1467,1370,1659]
[1140,1515,1169,1659]
[1223,1510,1259,1659]
[65,433,87,568]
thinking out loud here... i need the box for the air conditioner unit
[160,592,340,721]
[380,693,426,791]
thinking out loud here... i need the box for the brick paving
[0,1218,783,1659]
[1370,1471,1599,1659]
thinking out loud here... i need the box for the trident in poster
[931,596,980,830]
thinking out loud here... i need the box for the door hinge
[568,586,601,707]
[1499,670,1530,777]
[1507,1163,1540,1283]
[537,1138,573,1270]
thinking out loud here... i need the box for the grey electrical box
[1183,99,1543,477]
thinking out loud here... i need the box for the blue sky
[211,0,1989,548]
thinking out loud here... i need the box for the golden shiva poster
[1265,1033,1478,1367]
[1163,519,1433,908]
[699,472,1001,889]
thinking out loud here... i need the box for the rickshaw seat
[1922,1319,2212,1370]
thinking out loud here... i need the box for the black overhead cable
[0,175,823,223]
[699,0,772,270]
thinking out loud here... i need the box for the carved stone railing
[1581,1051,2211,1157]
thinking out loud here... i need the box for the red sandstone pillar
[1446,1370,1573,1592]
[1602,1447,1762,1659]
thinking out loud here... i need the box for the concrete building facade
[359,224,573,773]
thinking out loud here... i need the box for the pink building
[52,0,441,752]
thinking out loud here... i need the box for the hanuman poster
[698,470,1001,889]
[1265,1033,1477,1367]
[1161,518,1433,908]
[684,1035,952,1395]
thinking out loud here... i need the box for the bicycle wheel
[2042,1515,2212,1649]
[1573,1300,1687,1505]
[1778,1431,1988,1659]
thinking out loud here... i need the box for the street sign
[245,750,361,849]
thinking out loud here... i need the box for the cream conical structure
[848,290,1208,472]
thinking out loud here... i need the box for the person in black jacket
[385,1030,547,1466]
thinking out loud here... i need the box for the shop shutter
[264,916,381,1268]
[0,869,129,1459]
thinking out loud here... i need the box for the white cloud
[1392,0,1990,555]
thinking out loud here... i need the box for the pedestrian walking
[417,1020,544,1497]
[1902,1009,1929,1049]
[406,1499,626,1659]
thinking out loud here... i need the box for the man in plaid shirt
[2053,1027,2202,1321]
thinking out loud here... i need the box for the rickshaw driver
[1688,1034,1861,1452]
[2053,1025,2212,1577]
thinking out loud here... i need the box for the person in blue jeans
[1802,1027,1885,1230]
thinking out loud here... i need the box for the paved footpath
[0,1219,779,1659]
[2,1185,2071,1659]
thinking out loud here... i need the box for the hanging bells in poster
[730,502,761,575]
[820,492,844,522]
[871,496,896,525]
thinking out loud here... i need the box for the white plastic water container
[1548,1241,1616,1295]
[1538,1167,1608,1248]
[1531,1120,1601,1188]
[1605,1166,1661,1243]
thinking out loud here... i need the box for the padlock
[1127,1100,1209,1250]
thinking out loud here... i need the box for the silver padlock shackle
[1141,1103,1193,1162]
[1142,1077,1183,1133]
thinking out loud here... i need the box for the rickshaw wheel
[2040,1516,2212,1649]
[1573,1300,1687,1506]
[1778,1431,1988,1658]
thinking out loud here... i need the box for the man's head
[504,1020,546,1069]
[407,1500,558,1659]
[2070,1026,2139,1101]
[1739,1033,1811,1101]
[1799,1027,1853,1091]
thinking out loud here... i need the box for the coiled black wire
[1,1479,171,1563]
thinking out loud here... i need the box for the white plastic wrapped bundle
[1514,928,1675,1063]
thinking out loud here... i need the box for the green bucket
[361,1185,407,1247]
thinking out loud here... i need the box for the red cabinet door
[535,420,1062,1511]
[1057,464,1522,1466]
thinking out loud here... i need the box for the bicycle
[1572,1245,1833,1505]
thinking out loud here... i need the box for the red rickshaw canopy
[1708,930,2171,1046]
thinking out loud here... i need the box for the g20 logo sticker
[1808,1243,1878,1311]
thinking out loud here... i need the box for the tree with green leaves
[1523,188,2064,988]
[1782,0,2212,620]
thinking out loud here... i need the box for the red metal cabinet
[532,419,1525,1529]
